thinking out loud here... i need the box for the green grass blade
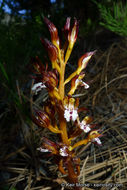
[0,62,9,81]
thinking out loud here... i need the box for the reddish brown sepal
[43,69,58,90]
[41,38,58,62]
[42,137,59,155]
[44,17,60,46]
[68,18,79,43]
[64,17,71,38]
[32,110,50,128]
[78,51,96,69]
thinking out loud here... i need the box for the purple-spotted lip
[64,108,78,122]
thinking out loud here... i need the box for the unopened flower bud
[42,137,59,154]
[41,38,58,62]
[43,70,58,90]
[68,18,78,46]
[64,17,71,38]
[33,110,50,128]
[77,51,96,74]
[44,17,60,48]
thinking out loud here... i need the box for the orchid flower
[78,116,93,133]
[68,72,89,95]
[63,96,79,122]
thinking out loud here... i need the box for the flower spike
[31,17,103,187]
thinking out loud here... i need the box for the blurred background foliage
[93,0,127,37]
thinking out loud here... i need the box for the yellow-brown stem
[58,159,67,175]
[59,64,65,99]
[67,159,81,190]
[48,125,62,134]
[70,139,88,151]
[59,116,69,145]
[64,70,77,85]
[52,61,61,73]
[58,53,69,145]
[65,43,73,64]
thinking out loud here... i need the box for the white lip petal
[72,110,78,121]
[64,110,71,122]
[80,124,91,133]
[82,82,89,89]
[32,82,46,94]
[37,147,49,152]
[75,79,89,89]
[93,137,102,145]
[64,109,78,122]
[59,147,68,157]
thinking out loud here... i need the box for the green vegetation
[94,0,127,37]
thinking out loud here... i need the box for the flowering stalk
[31,17,102,189]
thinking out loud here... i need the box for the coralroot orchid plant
[31,17,102,189]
